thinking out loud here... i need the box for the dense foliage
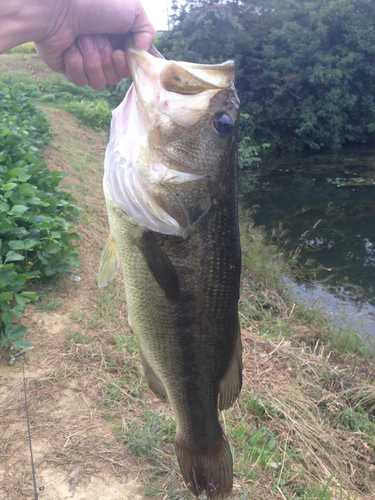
[0,82,80,349]
[157,0,375,151]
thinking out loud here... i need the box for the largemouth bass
[99,38,241,499]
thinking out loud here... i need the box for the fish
[98,37,242,499]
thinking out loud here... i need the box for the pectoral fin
[137,232,179,301]
[98,235,119,288]
[219,323,242,411]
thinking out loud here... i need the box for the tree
[156,0,375,151]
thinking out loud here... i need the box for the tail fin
[175,433,233,499]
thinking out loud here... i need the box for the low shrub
[65,98,113,131]
[0,82,80,350]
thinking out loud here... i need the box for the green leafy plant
[1,73,131,132]
[238,137,271,169]
[0,323,31,350]
[65,98,112,131]
[0,81,81,349]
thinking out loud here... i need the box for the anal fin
[140,347,168,401]
[219,323,242,411]
[98,235,119,288]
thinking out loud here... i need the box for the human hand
[33,0,155,89]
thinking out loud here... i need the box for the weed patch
[2,70,131,131]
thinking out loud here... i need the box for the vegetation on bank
[0,82,80,350]
[6,42,37,55]
[157,0,375,152]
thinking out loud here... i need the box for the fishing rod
[22,358,44,499]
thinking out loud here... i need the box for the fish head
[104,37,240,237]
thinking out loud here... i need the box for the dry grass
[235,323,375,498]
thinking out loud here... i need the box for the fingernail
[96,34,106,51]
[80,35,95,54]
[113,52,126,69]
[70,40,77,51]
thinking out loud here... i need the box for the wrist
[0,0,57,54]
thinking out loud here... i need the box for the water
[240,146,375,337]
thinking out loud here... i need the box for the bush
[0,82,80,350]
[65,98,113,131]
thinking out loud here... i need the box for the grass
[1,61,130,131]
[36,297,62,312]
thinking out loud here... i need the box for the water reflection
[240,146,375,336]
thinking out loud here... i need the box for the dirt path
[0,108,146,500]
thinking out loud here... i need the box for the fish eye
[213,113,233,135]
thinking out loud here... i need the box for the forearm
[0,0,155,88]
[0,0,57,54]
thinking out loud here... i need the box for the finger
[112,49,131,79]
[133,30,156,52]
[96,35,122,86]
[77,35,107,90]
[63,41,89,87]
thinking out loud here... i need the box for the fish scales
[99,37,242,499]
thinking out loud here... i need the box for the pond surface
[240,146,375,337]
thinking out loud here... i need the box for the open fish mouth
[125,37,236,125]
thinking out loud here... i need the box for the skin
[0,0,155,89]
